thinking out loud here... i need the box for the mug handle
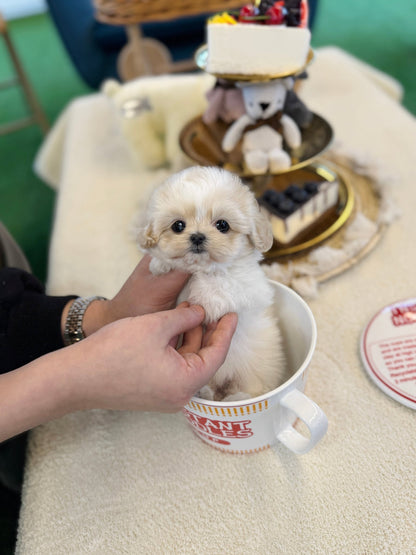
[276,389,328,455]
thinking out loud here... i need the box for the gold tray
[313,156,385,283]
[195,45,315,81]
[247,163,354,258]
[179,113,334,177]
[260,155,387,284]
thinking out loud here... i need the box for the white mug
[183,280,328,455]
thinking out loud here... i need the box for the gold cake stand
[195,44,315,82]
[179,46,386,275]
[179,112,334,176]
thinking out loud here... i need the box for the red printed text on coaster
[360,297,416,410]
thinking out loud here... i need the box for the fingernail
[190,305,205,318]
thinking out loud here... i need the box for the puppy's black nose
[190,232,206,246]
[260,102,270,112]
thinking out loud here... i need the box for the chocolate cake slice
[259,180,339,244]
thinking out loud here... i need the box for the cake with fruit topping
[206,0,310,76]
[259,179,339,244]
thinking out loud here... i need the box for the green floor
[0,1,415,283]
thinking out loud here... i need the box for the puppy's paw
[149,257,173,275]
[222,391,252,402]
[197,385,215,400]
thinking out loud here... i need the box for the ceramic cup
[183,280,328,455]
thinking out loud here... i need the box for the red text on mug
[183,409,253,439]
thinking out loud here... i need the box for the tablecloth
[17,47,416,554]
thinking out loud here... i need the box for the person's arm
[0,256,188,373]
[0,305,237,442]
[0,268,77,371]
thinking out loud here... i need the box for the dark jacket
[0,267,76,493]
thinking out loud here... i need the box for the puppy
[136,166,285,401]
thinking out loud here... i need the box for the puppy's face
[137,167,273,269]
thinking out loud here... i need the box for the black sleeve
[0,268,77,373]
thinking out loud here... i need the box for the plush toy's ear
[249,205,274,253]
[101,79,121,98]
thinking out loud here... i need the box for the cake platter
[258,156,389,289]
[179,112,334,176]
[195,44,315,82]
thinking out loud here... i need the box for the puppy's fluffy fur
[136,166,285,401]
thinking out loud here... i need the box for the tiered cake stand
[180,46,360,261]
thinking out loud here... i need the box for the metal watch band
[63,296,107,346]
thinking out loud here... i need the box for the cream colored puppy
[136,166,285,401]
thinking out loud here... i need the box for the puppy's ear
[136,223,158,249]
[249,205,274,253]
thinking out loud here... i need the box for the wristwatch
[63,296,107,346]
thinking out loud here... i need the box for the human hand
[108,254,189,317]
[64,255,189,338]
[67,304,238,413]
[0,304,237,441]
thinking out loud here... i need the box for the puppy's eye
[171,220,186,233]
[215,220,230,233]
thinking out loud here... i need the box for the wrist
[61,297,109,345]
[82,299,112,337]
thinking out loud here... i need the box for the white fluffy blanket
[17,47,416,554]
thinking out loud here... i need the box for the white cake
[206,23,311,76]
[260,181,339,244]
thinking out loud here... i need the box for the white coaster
[360,297,416,409]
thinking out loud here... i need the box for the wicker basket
[94,0,243,25]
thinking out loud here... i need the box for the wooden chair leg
[117,23,196,82]
[0,12,49,135]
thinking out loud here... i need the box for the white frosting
[207,23,311,76]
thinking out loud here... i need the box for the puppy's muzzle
[189,232,206,253]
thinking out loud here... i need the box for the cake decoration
[208,0,308,27]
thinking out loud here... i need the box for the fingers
[158,304,205,343]
[167,302,189,348]
[199,313,238,368]
[137,253,151,271]
[141,254,189,287]
[178,324,203,355]
[181,313,238,391]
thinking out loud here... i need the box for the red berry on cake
[266,1,287,25]
[239,4,258,23]
[300,0,309,27]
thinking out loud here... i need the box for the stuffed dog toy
[221,78,302,174]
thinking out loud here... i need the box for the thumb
[158,305,205,342]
